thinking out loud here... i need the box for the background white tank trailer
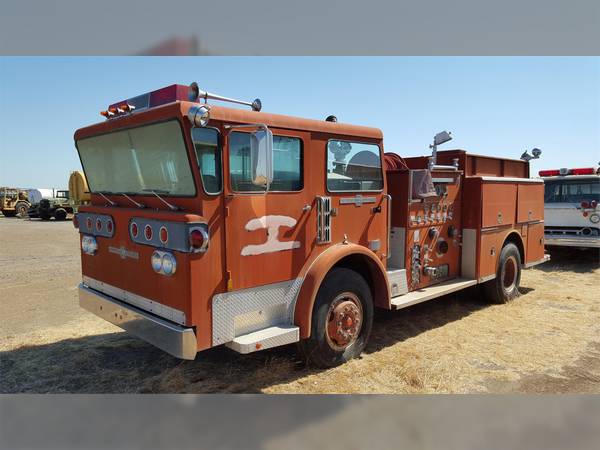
[1,171,91,220]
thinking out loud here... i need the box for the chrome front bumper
[544,235,600,248]
[78,283,198,360]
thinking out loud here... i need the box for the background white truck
[541,166,600,248]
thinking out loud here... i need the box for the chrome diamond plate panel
[212,278,303,346]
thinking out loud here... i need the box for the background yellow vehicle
[0,187,30,217]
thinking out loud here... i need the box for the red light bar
[570,167,595,175]
[108,84,190,113]
[539,169,560,177]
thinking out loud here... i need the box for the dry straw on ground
[1,217,599,393]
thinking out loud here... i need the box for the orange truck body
[74,85,548,360]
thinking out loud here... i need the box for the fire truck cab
[74,84,549,367]
[540,167,600,248]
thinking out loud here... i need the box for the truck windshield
[544,179,600,203]
[76,120,195,196]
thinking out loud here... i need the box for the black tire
[482,242,522,304]
[298,267,374,368]
[15,202,29,218]
[40,213,51,220]
[1,210,16,217]
[55,209,67,221]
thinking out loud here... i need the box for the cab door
[323,139,388,260]
[223,128,312,290]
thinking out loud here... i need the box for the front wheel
[15,202,29,217]
[482,242,522,304]
[298,267,373,368]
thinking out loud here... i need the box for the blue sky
[0,57,598,188]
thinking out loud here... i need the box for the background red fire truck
[73,83,549,367]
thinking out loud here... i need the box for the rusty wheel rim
[325,292,363,351]
[502,255,518,292]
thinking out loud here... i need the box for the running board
[390,278,478,310]
[225,325,300,354]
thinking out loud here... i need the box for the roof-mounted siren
[428,130,458,171]
[520,147,542,162]
[187,82,262,112]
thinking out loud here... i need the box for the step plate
[226,325,300,354]
[390,278,477,310]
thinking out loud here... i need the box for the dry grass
[1,215,599,393]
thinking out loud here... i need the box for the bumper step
[390,278,477,310]
[226,325,300,354]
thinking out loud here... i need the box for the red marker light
[107,219,113,234]
[581,201,590,209]
[131,222,138,238]
[159,226,168,244]
[189,229,206,250]
[144,224,153,241]
[96,218,102,232]
[86,217,92,229]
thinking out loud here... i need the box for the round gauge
[590,213,600,224]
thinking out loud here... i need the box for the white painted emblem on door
[241,215,301,256]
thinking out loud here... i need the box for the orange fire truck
[74,83,549,367]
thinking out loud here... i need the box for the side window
[272,136,302,191]
[326,140,383,192]
[229,132,303,192]
[192,127,222,194]
[544,182,562,203]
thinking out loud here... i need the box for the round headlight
[151,251,163,273]
[161,252,176,275]
[188,105,210,127]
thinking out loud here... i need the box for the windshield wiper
[142,189,179,211]
[121,193,145,209]
[96,191,117,206]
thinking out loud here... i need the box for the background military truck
[28,190,73,220]
[0,187,30,217]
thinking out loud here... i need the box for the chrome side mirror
[250,128,273,189]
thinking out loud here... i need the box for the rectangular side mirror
[250,128,273,189]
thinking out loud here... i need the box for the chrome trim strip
[82,276,186,324]
[108,246,139,260]
[479,176,544,184]
[79,284,197,360]
[339,195,377,206]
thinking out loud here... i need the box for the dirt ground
[1,215,599,393]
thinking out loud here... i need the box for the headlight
[161,252,176,275]
[81,235,98,255]
[151,251,163,272]
[151,250,176,276]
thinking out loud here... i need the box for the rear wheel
[55,209,67,221]
[482,242,521,304]
[299,267,374,368]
